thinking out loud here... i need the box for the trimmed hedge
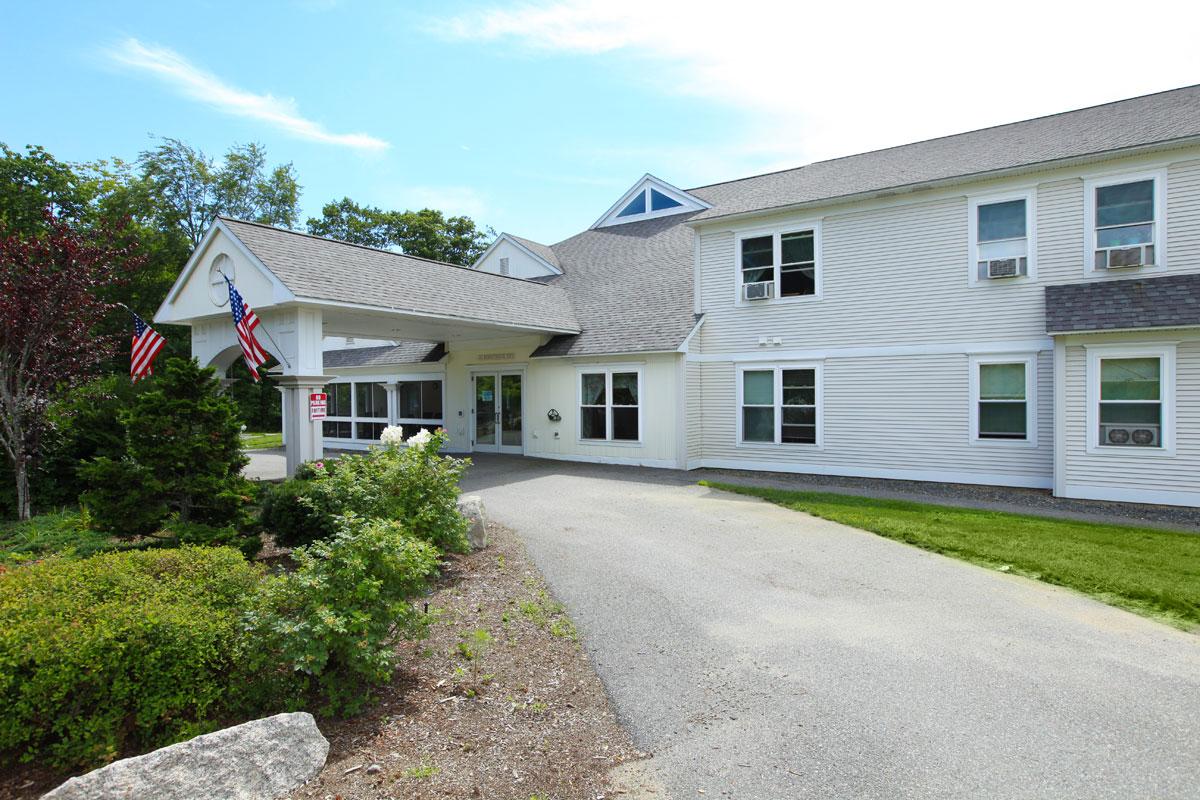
[0,547,263,768]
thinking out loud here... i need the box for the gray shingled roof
[221,218,579,334]
[507,234,561,270]
[323,341,445,368]
[688,85,1200,222]
[1045,274,1200,334]
[531,213,700,357]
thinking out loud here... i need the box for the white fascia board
[1048,324,1200,337]
[292,296,582,336]
[591,173,712,229]
[155,219,296,324]
[686,135,1200,230]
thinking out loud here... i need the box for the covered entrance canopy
[155,217,580,475]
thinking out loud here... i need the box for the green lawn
[241,431,283,450]
[700,481,1200,631]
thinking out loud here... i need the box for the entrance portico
[155,217,581,476]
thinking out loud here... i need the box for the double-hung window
[1085,173,1163,273]
[579,369,641,442]
[738,365,821,445]
[969,192,1033,282]
[1086,345,1175,454]
[738,226,819,301]
[970,356,1035,445]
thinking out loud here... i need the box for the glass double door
[472,372,523,454]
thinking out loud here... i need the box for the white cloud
[439,0,1200,179]
[108,38,389,152]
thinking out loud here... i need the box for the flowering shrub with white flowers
[379,425,406,448]
[259,427,469,553]
[404,428,433,450]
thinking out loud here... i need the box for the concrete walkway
[461,455,1200,800]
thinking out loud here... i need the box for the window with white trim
[395,379,444,440]
[321,378,444,443]
[1084,173,1163,273]
[1097,357,1163,448]
[579,369,640,442]
[969,192,1034,282]
[1086,344,1175,454]
[738,365,820,445]
[738,226,819,301]
[970,356,1036,444]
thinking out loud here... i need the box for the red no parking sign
[309,392,327,421]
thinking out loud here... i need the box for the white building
[158,86,1200,507]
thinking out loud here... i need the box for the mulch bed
[1,523,645,800]
[286,521,644,799]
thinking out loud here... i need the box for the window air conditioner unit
[984,257,1027,279]
[1096,244,1153,270]
[743,281,774,301]
[1100,424,1160,447]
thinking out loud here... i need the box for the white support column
[278,387,287,446]
[267,306,328,476]
[384,383,399,426]
[277,377,330,475]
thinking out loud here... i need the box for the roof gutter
[686,135,1200,228]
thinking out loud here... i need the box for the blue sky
[3,1,1198,245]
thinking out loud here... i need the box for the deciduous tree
[138,137,301,246]
[307,198,494,265]
[0,211,136,519]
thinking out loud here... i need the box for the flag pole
[219,270,293,371]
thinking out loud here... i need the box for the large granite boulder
[42,712,328,800]
[458,494,488,550]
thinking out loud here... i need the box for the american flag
[226,277,268,382]
[129,310,166,382]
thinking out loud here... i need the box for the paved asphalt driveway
[461,455,1200,800]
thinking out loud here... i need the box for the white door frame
[470,368,526,455]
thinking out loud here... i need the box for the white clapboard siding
[1167,159,1200,269]
[696,154,1200,357]
[686,361,703,463]
[694,352,1053,487]
[1062,335,1200,504]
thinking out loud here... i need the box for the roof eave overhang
[530,347,685,359]
[1049,323,1200,336]
[294,296,581,337]
[686,135,1200,229]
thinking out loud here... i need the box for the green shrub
[80,358,252,536]
[0,547,264,769]
[159,518,264,560]
[258,478,339,548]
[372,430,470,553]
[244,514,440,713]
[77,458,166,537]
[271,430,470,554]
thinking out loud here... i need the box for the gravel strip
[696,467,1200,532]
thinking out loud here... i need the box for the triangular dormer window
[593,174,710,228]
[650,188,682,211]
[617,192,647,217]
